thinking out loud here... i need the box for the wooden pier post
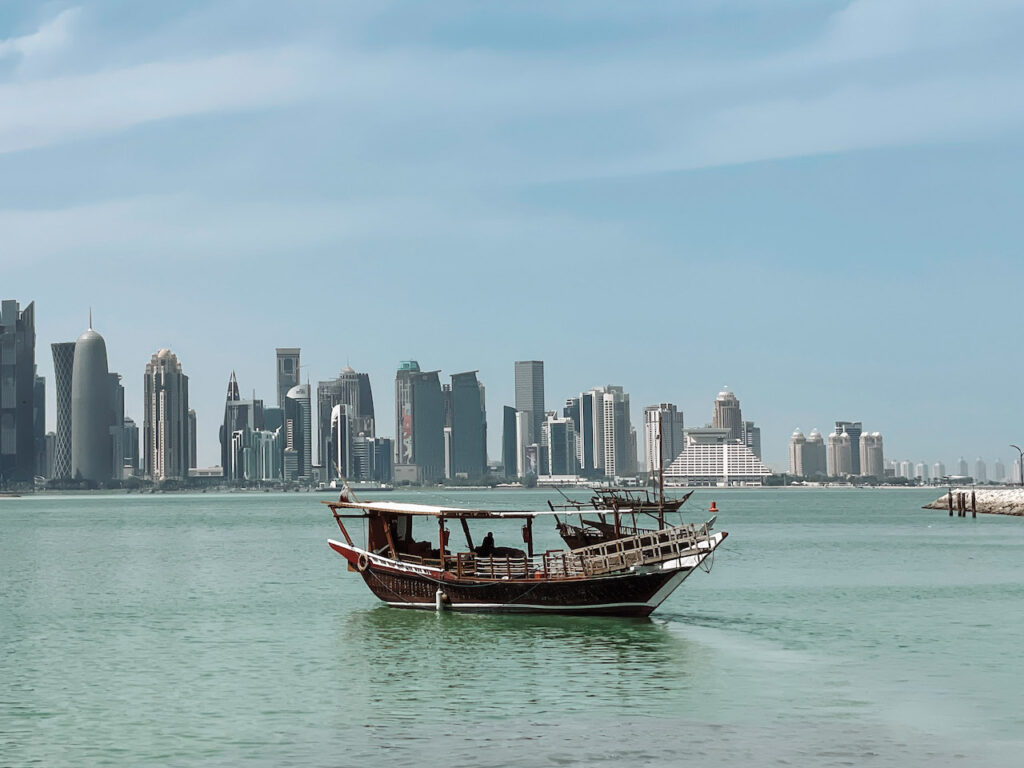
[971,490,977,518]
[948,488,954,517]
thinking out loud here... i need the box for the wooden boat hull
[327,536,724,617]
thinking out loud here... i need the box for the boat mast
[657,412,665,528]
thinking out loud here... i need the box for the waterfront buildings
[50,340,75,480]
[275,348,300,408]
[933,461,946,479]
[827,428,853,477]
[742,421,762,461]
[859,432,885,478]
[665,427,771,485]
[0,300,39,483]
[284,383,312,481]
[975,458,987,483]
[514,361,544,447]
[394,361,444,483]
[643,404,685,474]
[123,416,140,474]
[540,414,578,478]
[601,386,635,478]
[143,349,190,482]
[899,460,913,480]
[789,429,806,476]
[449,371,487,480]
[70,321,121,483]
[835,421,863,475]
[994,459,1006,483]
[501,406,517,478]
[317,366,375,480]
[711,388,743,442]
[187,409,197,470]
[956,456,968,476]
[915,462,929,482]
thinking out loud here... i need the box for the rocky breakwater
[923,488,1024,517]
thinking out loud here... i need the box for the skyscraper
[541,414,577,477]
[804,429,827,477]
[284,383,312,481]
[933,461,946,479]
[859,432,884,479]
[501,406,517,479]
[643,404,685,474]
[956,456,968,476]
[789,429,806,476]
[50,341,76,480]
[975,458,987,483]
[71,321,117,483]
[602,386,634,478]
[275,348,300,408]
[144,349,190,482]
[187,409,197,469]
[449,371,487,480]
[741,421,762,461]
[317,366,375,479]
[916,462,930,482]
[394,361,444,483]
[712,388,743,442]
[994,459,1006,483]
[827,428,852,477]
[123,416,140,474]
[514,361,544,447]
[835,421,863,475]
[0,300,37,484]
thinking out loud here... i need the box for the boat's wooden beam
[460,517,474,550]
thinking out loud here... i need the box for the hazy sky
[3,1,1023,472]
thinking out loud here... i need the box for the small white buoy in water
[435,588,447,612]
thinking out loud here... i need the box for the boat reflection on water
[336,607,714,724]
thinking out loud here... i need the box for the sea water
[2,488,1022,767]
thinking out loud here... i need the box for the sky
[3,0,1023,472]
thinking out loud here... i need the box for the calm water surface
[2,488,1022,766]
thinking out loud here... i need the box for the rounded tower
[71,326,114,482]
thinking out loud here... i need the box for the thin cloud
[0,47,327,155]
[0,7,80,61]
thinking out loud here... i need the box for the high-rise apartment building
[741,421,762,461]
[994,459,1006,483]
[71,322,118,483]
[712,388,743,442]
[501,406,517,478]
[804,429,827,477]
[50,340,75,480]
[602,386,634,478]
[827,428,852,477]
[449,371,486,480]
[789,429,806,476]
[975,458,987,483]
[956,456,968,476]
[859,432,884,479]
[187,409,197,469]
[0,300,37,484]
[284,383,312,481]
[643,404,685,475]
[275,348,301,408]
[541,414,577,477]
[123,416,140,473]
[513,361,544,447]
[394,361,444,483]
[915,462,929,482]
[143,349,190,482]
[317,366,375,479]
[933,461,946,479]
[835,421,863,475]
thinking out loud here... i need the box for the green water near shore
[2,488,1022,766]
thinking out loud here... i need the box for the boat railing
[574,522,712,576]
[454,551,588,580]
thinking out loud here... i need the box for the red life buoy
[357,553,370,572]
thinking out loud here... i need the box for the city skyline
[15,310,1018,478]
[5,2,1024,474]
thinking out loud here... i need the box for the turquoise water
[2,488,1022,766]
